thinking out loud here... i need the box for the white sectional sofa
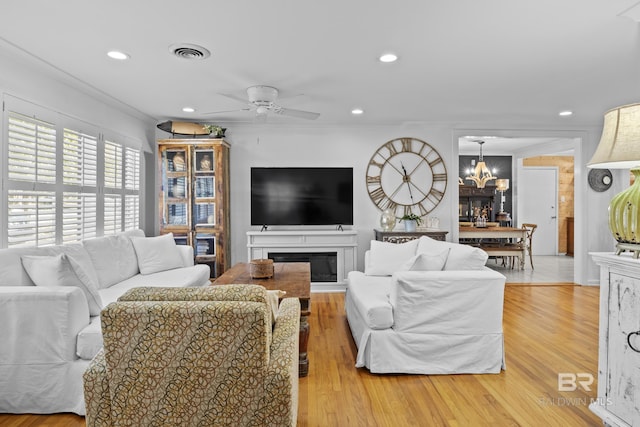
[0,230,210,415]
[346,236,507,375]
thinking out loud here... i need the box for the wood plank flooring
[0,285,602,426]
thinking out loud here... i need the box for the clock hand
[401,162,414,202]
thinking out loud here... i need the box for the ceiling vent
[169,43,211,60]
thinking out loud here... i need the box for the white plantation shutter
[124,194,140,230]
[105,140,123,189]
[125,147,140,190]
[8,113,56,183]
[62,193,97,243]
[123,147,141,230]
[8,190,56,247]
[104,195,122,236]
[3,102,142,248]
[63,129,97,186]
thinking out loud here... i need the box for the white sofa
[346,236,507,375]
[0,230,210,415]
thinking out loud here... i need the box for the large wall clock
[366,137,448,217]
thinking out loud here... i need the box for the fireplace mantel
[246,230,358,292]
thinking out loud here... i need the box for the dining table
[459,226,528,269]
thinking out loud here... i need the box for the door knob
[551,216,557,219]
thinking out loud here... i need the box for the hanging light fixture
[465,140,496,188]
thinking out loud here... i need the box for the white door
[518,167,558,255]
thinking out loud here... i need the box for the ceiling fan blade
[274,106,320,120]
[200,107,251,115]
[219,92,250,104]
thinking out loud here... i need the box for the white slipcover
[0,231,210,415]
[346,267,506,375]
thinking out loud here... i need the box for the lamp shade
[496,179,509,192]
[590,102,640,257]
[588,103,640,169]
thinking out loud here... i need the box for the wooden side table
[374,228,448,243]
[212,262,311,377]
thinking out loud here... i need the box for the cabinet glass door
[161,148,189,227]
[193,148,216,226]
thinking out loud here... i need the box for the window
[63,129,97,187]
[104,195,122,236]
[104,140,123,189]
[4,106,142,248]
[62,193,97,244]
[8,113,56,184]
[7,190,56,247]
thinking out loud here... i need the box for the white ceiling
[1,0,640,131]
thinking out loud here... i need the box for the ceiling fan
[204,85,320,120]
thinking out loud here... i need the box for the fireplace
[268,252,338,282]
[246,230,357,291]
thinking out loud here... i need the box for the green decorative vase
[610,168,640,245]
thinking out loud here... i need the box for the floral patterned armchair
[83,284,300,427]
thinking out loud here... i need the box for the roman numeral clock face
[366,137,448,217]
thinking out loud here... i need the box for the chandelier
[465,140,496,188]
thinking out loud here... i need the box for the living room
[1,1,639,426]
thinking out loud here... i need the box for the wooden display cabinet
[459,185,496,222]
[158,139,230,278]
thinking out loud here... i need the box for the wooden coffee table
[212,262,311,377]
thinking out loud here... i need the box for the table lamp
[588,103,640,257]
[495,178,511,222]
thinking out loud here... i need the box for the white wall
[0,41,158,235]
[222,123,609,285]
[225,124,457,271]
[1,40,613,285]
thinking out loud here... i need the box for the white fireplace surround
[246,230,358,292]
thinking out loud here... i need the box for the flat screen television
[251,167,353,226]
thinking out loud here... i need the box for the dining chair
[521,223,537,269]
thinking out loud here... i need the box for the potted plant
[202,124,226,137]
[399,213,422,232]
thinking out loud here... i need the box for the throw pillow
[416,235,488,270]
[130,233,184,275]
[444,244,488,270]
[21,254,103,316]
[365,239,419,276]
[266,290,286,322]
[400,248,450,271]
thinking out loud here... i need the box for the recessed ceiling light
[379,53,398,63]
[351,108,364,115]
[182,107,196,113]
[559,110,573,116]
[107,50,129,60]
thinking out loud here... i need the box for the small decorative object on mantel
[250,258,274,279]
[399,213,422,232]
[379,208,396,231]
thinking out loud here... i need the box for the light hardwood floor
[0,285,602,427]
